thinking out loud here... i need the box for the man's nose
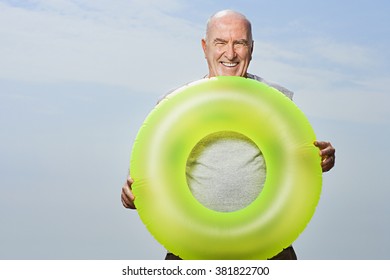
[224,43,236,60]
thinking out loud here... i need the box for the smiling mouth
[221,62,239,67]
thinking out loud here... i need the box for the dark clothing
[164,246,297,260]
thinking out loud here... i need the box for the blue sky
[1,0,389,259]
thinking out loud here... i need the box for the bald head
[205,10,253,43]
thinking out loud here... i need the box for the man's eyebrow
[213,38,250,45]
[213,38,228,43]
[234,39,250,45]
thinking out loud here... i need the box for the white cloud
[250,36,390,124]
[309,38,378,69]
[0,0,205,94]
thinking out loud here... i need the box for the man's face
[202,17,253,77]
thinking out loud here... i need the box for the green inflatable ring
[130,76,322,259]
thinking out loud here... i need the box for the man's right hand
[121,176,136,209]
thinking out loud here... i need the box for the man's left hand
[314,141,336,172]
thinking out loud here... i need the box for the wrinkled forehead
[207,17,252,42]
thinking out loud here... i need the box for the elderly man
[121,10,335,260]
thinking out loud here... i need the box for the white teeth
[221,62,238,67]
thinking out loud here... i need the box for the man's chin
[216,70,243,77]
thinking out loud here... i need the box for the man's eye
[235,42,247,47]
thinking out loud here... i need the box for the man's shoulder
[157,80,198,103]
[247,73,294,100]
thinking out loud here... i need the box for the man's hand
[314,141,336,172]
[121,176,136,209]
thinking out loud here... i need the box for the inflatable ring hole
[186,131,267,212]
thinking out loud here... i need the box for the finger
[314,141,335,157]
[313,140,328,149]
[314,141,330,153]
[127,176,134,189]
[321,154,335,172]
[321,146,335,158]
[121,194,136,209]
[122,183,135,200]
[121,190,136,209]
[121,191,131,208]
[121,178,136,209]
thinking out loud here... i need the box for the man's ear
[250,40,254,60]
[201,38,207,58]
